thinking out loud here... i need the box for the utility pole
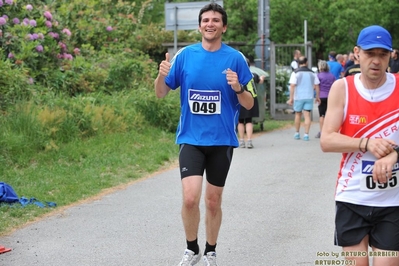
[258,0,270,70]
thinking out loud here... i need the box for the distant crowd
[291,48,399,78]
[336,48,399,74]
[287,45,399,141]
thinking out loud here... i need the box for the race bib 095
[360,160,399,191]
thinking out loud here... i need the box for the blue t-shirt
[165,43,253,147]
[288,67,320,100]
[327,61,344,80]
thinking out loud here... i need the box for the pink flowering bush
[0,0,188,103]
[54,0,181,85]
[0,0,182,174]
[0,0,84,99]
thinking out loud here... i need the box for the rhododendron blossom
[63,53,73,60]
[62,28,71,36]
[26,33,34,40]
[48,32,59,39]
[58,41,67,51]
[23,18,29,26]
[1,2,80,79]
[43,11,52,20]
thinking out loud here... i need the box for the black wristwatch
[235,84,245,94]
[394,145,399,161]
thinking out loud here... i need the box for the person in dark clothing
[389,49,399,73]
[344,46,361,77]
[315,60,335,138]
[237,59,264,148]
[345,52,355,69]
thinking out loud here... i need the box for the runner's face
[199,11,226,43]
[358,48,390,80]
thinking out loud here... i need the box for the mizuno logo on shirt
[190,94,220,101]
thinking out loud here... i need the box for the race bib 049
[188,89,221,115]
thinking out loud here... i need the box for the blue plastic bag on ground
[0,182,56,208]
[0,182,19,203]
[19,197,57,208]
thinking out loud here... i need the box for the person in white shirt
[287,56,320,141]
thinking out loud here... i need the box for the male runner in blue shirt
[154,3,253,265]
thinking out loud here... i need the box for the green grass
[0,118,291,236]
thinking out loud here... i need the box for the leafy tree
[269,0,399,61]
[223,0,258,59]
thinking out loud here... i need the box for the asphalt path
[0,121,345,266]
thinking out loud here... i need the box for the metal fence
[268,42,313,120]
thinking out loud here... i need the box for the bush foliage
[0,0,185,172]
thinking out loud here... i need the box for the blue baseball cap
[357,25,392,51]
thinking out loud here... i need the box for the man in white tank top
[320,25,399,266]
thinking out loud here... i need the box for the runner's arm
[320,79,360,153]
[155,53,172,98]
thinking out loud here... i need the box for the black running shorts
[178,144,233,187]
[318,98,328,117]
[335,201,399,251]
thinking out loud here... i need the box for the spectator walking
[343,47,360,77]
[154,3,254,266]
[345,52,355,69]
[291,49,301,71]
[237,59,265,149]
[342,54,348,67]
[315,60,335,138]
[287,56,320,141]
[337,54,345,69]
[327,51,344,79]
[389,49,399,73]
